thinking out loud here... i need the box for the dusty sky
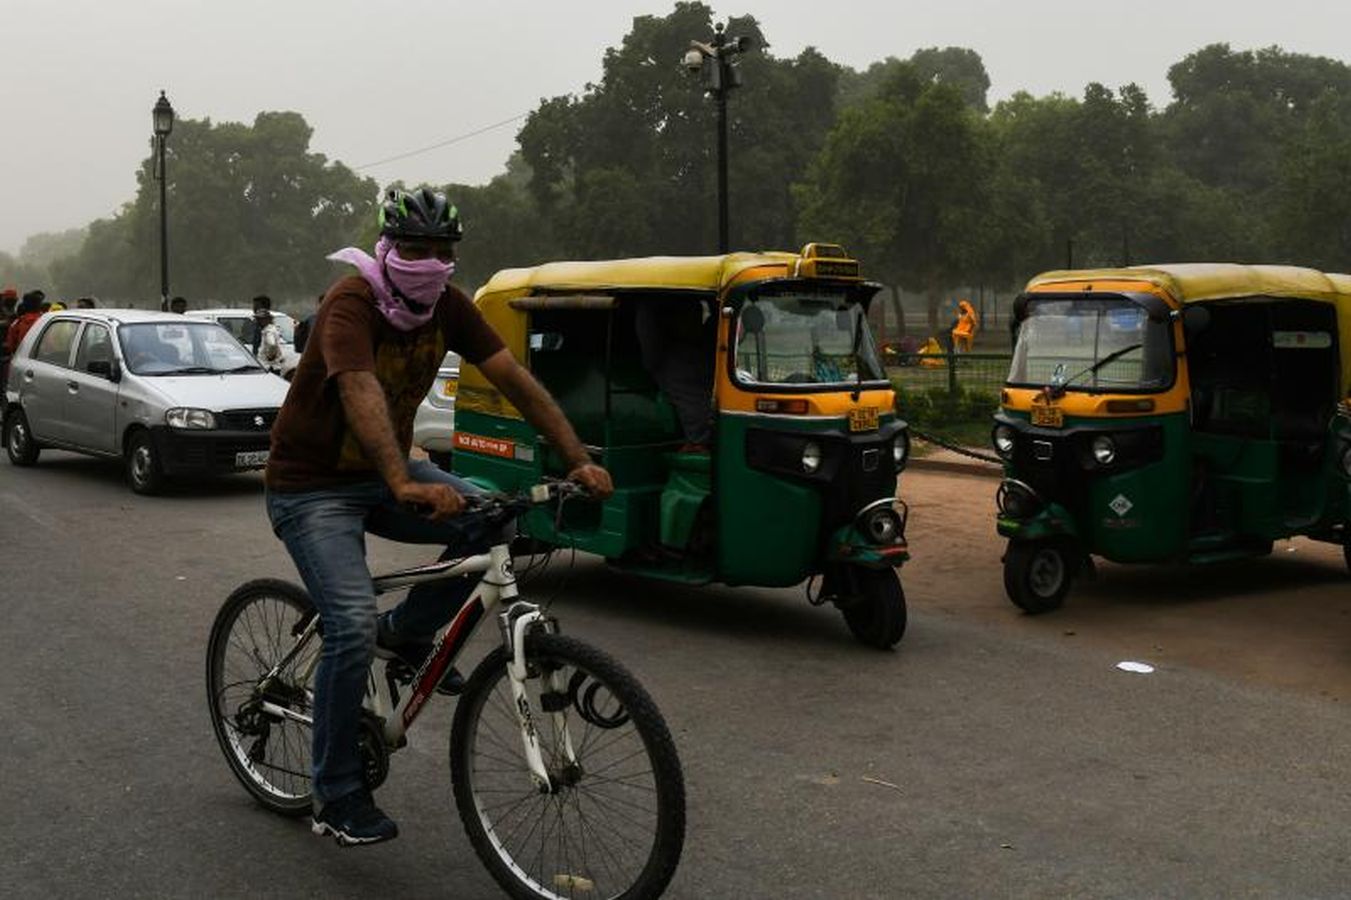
[3,0,1350,254]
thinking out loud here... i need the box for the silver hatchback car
[3,309,290,493]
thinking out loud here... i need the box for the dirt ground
[899,468,1351,702]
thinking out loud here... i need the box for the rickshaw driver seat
[634,299,717,451]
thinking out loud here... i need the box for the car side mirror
[88,359,120,382]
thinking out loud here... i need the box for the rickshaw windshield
[734,287,886,388]
[1008,297,1173,392]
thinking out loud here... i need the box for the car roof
[42,309,229,326]
[188,308,295,318]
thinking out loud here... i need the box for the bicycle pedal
[385,659,416,684]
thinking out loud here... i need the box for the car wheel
[125,430,166,495]
[4,409,40,466]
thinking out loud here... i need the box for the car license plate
[235,450,269,468]
[441,377,458,397]
[848,407,879,432]
[1031,406,1064,428]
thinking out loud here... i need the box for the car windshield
[1008,298,1173,392]
[734,288,885,387]
[118,322,263,375]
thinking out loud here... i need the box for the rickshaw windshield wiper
[1059,342,1143,389]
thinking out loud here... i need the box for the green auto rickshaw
[449,244,913,648]
[993,263,1351,612]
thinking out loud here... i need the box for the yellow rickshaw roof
[1026,263,1351,305]
[475,252,800,302]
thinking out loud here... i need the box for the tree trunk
[926,278,941,336]
[888,285,906,338]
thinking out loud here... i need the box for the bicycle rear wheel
[206,578,319,816]
[451,633,685,900]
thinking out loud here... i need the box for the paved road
[2,452,1350,898]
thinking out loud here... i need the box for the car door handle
[67,380,79,393]
[23,370,34,381]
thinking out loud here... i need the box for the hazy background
[4,0,1351,254]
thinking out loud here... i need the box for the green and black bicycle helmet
[379,187,463,241]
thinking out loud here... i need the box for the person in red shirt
[265,188,613,847]
[4,290,44,356]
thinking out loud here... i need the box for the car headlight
[166,407,217,430]
[801,441,822,474]
[892,431,910,470]
[993,424,1016,459]
[1091,435,1116,465]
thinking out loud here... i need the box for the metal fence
[886,352,1012,397]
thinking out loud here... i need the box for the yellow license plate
[1032,406,1064,428]
[848,407,879,432]
[441,378,458,397]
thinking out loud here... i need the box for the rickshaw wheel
[1004,539,1075,614]
[838,568,907,650]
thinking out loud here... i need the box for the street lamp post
[152,91,175,311]
[683,24,752,253]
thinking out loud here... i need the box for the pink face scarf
[326,236,456,331]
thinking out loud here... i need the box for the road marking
[0,491,60,532]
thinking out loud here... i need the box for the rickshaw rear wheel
[836,568,907,650]
[1004,538,1075,614]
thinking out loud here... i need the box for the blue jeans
[265,459,509,806]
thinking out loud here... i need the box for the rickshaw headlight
[993,424,1016,459]
[801,441,822,474]
[1091,435,1117,466]
[861,506,903,544]
[892,432,909,470]
[996,479,1045,520]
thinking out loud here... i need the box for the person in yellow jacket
[951,299,978,353]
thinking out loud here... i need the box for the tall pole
[158,135,169,312]
[716,77,729,254]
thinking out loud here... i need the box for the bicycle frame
[258,541,576,792]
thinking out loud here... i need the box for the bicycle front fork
[500,603,578,793]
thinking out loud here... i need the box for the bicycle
[206,481,687,900]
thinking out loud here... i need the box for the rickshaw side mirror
[741,304,766,335]
[1178,306,1211,339]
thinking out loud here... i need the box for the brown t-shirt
[265,275,504,491]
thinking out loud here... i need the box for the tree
[838,47,991,113]
[1164,44,1351,194]
[1274,91,1351,269]
[795,65,994,330]
[54,111,377,306]
[519,2,841,258]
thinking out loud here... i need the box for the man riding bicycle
[264,187,613,847]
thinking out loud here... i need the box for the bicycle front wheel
[206,578,319,817]
[451,634,685,900]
